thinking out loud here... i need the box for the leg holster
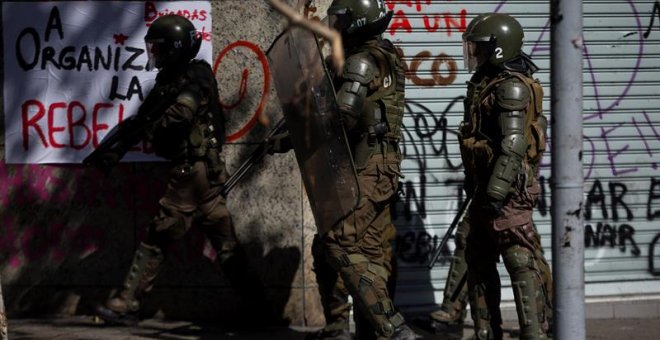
[327,251,404,338]
[503,245,548,340]
[107,242,164,314]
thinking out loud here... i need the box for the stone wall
[0,0,334,329]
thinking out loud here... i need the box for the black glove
[483,196,504,217]
[267,132,293,155]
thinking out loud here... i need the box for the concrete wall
[0,0,333,328]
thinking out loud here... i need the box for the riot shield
[267,27,359,234]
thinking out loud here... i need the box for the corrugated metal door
[386,0,660,309]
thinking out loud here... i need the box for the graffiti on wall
[386,1,467,37]
[3,0,660,292]
[582,177,660,276]
[213,40,271,142]
[386,1,466,87]
[0,24,279,272]
[387,0,660,282]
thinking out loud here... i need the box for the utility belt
[173,150,225,187]
[353,132,399,169]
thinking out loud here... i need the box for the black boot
[306,328,352,340]
[428,307,465,339]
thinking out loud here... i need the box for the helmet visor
[328,13,350,33]
[463,40,492,72]
[463,40,479,72]
[145,41,160,71]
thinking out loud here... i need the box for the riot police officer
[426,220,552,339]
[426,218,471,339]
[320,1,417,339]
[310,222,398,340]
[270,0,416,338]
[458,13,552,339]
[91,15,261,326]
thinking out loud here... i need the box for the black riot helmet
[327,0,393,44]
[145,15,202,70]
[462,13,524,72]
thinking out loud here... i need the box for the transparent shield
[267,27,360,234]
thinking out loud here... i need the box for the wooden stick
[268,0,344,74]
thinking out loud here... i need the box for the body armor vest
[333,39,405,169]
[149,60,227,183]
[460,70,546,184]
[361,40,406,144]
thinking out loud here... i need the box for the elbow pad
[488,152,523,201]
[335,52,379,122]
[499,110,528,158]
[487,110,529,201]
[336,80,368,118]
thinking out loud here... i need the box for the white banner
[2,1,213,164]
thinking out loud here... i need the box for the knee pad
[325,250,403,337]
[326,252,388,291]
[503,245,536,274]
[503,246,547,338]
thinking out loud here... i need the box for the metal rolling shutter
[387,0,660,309]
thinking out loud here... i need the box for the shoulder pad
[343,52,379,84]
[494,76,531,111]
[185,60,214,90]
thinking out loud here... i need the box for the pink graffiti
[1,218,104,269]
[0,161,169,270]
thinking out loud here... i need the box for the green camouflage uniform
[429,218,553,339]
[99,60,260,322]
[322,38,407,339]
[460,64,551,340]
[314,220,397,339]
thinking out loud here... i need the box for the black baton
[427,196,472,269]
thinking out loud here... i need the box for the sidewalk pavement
[6,315,660,339]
